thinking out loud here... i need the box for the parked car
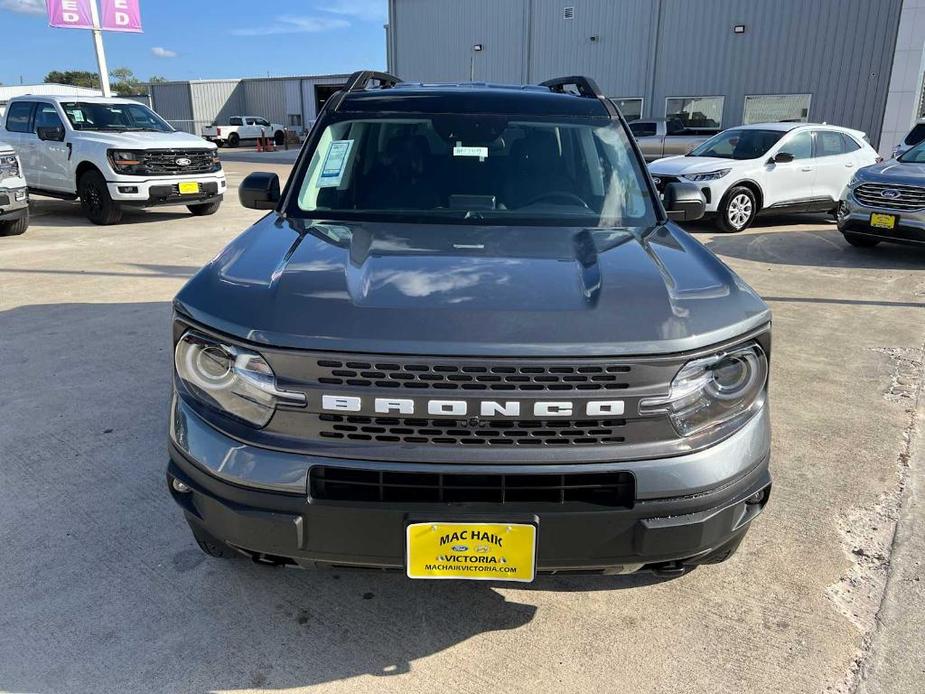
[648,122,880,232]
[0,140,28,236]
[202,116,286,147]
[837,138,925,249]
[890,118,925,159]
[2,96,225,225]
[167,71,772,581]
[628,117,715,162]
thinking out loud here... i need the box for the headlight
[683,169,731,182]
[639,342,767,439]
[0,153,20,178]
[174,330,305,427]
[108,149,145,173]
[210,149,221,171]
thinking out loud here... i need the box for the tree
[148,75,168,84]
[110,67,143,96]
[44,70,101,89]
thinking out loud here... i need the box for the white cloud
[151,47,177,58]
[321,0,387,22]
[231,15,349,36]
[0,0,45,15]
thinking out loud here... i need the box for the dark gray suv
[167,72,772,581]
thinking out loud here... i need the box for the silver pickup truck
[629,118,715,162]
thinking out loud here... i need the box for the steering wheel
[520,191,590,209]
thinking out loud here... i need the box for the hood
[649,155,738,176]
[854,159,925,186]
[74,130,216,150]
[174,217,770,356]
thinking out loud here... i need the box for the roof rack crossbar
[539,75,604,99]
[345,70,401,93]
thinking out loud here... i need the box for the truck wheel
[188,523,234,559]
[0,210,29,236]
[228,133,240,148]
[187,201,221,216]
[78,170,123,225]
[843,232,880,248]
[215,140,225,148]
[274,130,285,145]
[716,186,757,233]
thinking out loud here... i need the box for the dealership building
[385,0,925,155]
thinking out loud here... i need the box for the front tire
[716,186,757,233]
[78,170,123,225]
[227,132,240,148]
[274,130,285,146]
[0,210,29,236]
[843,232,880,248]
[187,201,221,216]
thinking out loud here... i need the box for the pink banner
[101,0,143,33]
[47,0,94,30]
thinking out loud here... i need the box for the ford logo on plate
[451,545,468,552]
[881,189,902,199]
[175,158,191,167]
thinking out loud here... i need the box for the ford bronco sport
[167,72,772,580]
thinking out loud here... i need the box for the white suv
[0,140,28,236]
[648,122,880,232]
[2,96,226,225]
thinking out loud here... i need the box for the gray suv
[167,72,772,581]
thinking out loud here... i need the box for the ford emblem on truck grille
[881,189,901,199]
[175,157,191,166]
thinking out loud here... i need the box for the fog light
[746,489,767,505]
[14,190,27,201]
[172,478,192,494]
[118,185,139,194]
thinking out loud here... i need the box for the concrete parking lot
[1,157,923,694]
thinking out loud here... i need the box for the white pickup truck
[0,140,29,236]
[2,95,225,225]
[202,116,286,148]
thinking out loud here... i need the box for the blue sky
[0,0,387,84]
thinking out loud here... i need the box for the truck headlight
[174,330,305,427]
[639,342,767,439]
[108,149,145,174]
[0,153,20,178]
[683,169,731,182]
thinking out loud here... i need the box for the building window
[665,96,724,131]
[610,98,643,122]
[629,121,657,138]
[288,114,302,128]
[743,94,811,124]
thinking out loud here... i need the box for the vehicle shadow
[0,300,663,693]
[25,198,195,227]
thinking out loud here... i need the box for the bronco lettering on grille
[319,395,624,417]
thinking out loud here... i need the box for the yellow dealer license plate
[178,181,200,195]
[870,213,896,230]
[406,522,536,582]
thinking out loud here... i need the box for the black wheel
[78,170,123,225]
[187,201,221,216]
[843,232,881,248]
[188,523,234,559]
[716,186,757,233]
[215,140,225,148]
[227,132,240,148]
[274,130,285,146]
[0,210,29,236]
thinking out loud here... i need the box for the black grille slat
[139,149,216,176]
[855,183,925,212]
[310,466,634,507]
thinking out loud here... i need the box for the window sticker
[69,110,85,122]
[318,139,354,187]
[453,141,488,161]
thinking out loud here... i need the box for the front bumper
[0,186,28,220]
[649,173,723,212]
[167,396,772,573]
[839,189,925,245]
[106,172,226,206]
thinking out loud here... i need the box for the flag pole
[88,0,112,97]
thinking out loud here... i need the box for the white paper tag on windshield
[453,143,488,160]
[319,139,354,187]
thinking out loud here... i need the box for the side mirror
[663,182,706,222]
[771,151,794,164]
[239,172,280,210]
[37,125,65,142]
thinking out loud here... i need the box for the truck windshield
[898,140,925,163]
[60,102,174,133]
[689,129,784,160]
[292,115,657,227]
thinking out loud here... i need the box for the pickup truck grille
[139,149,217,176]
[855,183,925,212]
[309,466,634,506]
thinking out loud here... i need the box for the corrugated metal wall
[389,0,904,146]
[150,82,193,131]
[190,80,243,127]
[300,75,353,122]
[243,79,289,124]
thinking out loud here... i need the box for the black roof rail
[539,76,604,99]
[344,70,401,92]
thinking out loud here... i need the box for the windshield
[689,128,785,160]
[898,139,925,163]
[60,102,174,132]
[292,115,657,227]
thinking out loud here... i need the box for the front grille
[309,466,635,506]
[318,414,626,446]
[855,183,925,212]
[140,149,217,176]
[315,358,631,391]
